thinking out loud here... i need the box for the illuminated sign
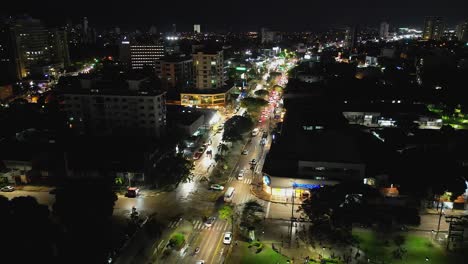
[236,67,247,71]
[292,183,321,189]
[263,175,271,186]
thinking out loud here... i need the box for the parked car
[126,187,140,197]
[0,186,15,192]
[204,216,216,227]
[249,159,257,165]
[241,149,249,155]
[195,261,205,264]
[210,184,225,191]
[223,232,233,245]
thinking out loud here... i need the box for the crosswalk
[227,177,252,185]
[167,219,231,231]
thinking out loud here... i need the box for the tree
[53,181,118,263]
[169,233,186,249]
[254,89,269,98]
[240,97,268,114]
[219,205,234,222]
[4,196,56,263]
[301,182,381,236]
[156,153,195,187]
[223,115,254,142]
[217,142,229,155]
[240,200,264,231]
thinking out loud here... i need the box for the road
[1,57,291,264]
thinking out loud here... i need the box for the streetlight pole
[290,182,295,247]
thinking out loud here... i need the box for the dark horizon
[2,0,468,31]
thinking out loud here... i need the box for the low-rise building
[262,104,386,201]
[180,85,235,108]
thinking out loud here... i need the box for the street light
[289,179,296,247]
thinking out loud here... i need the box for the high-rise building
[62,77,166,137]
[149,25,158,35]
[172,23,177,33]
[456,21,468,42]
[192,48,225,89]
[194,24,201,34]
[125,43,165,70]
[423,17,445,40]
[2,17,70,79]
[345,25,360,50]
[83,17,88,34]
[0,23,21,82]
[260,27,281,44]
[155,55,193,88]
[379,22,389,39]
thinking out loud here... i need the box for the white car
[238,169,245,180]
[0,186,15,192]
[223,232,233,245]
[195,261,205,264]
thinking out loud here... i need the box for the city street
[1,57,291,264]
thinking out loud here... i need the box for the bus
[224,187,235,202]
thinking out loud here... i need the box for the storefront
[263,174,339,200]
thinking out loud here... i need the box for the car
[238,169,245,180]
[249,159,257,165]
[251,128,259,136]
[223,232,233,245]
[210,184,225,191]
[0,186,15,192]
[241,149,249,155]
[204,216,216,227]
[125,187,140,197]
[195,261,205,264]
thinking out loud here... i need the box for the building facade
[192,49,225,89]
[379,22,389,39]
[1,17,70,80]
[128,44,165,70]
[155,55,193,88]
[194,24,201,34]
[63,78,167,137]
[456,21,468,42]
[0,23,21,82]
[180,91,230,108]
[423,17,445,40]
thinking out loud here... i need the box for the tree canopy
[223,115,254,141]
[240,97,268,114]
[254,89,269,98]
[240,200,264,231]
[219,205,234,222]
[155,153,194,187]
[53,181,118,263]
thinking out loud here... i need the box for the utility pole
[290,184,295,247]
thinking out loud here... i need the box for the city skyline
[2,0,468,31]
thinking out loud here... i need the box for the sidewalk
[15,185,54,192]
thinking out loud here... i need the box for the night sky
[2,0,468,31]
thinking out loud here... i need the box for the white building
[63,77,166,137]
[129,44,165,69]
[194,24,201,34]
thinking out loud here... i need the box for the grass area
[235,241,290,264]
[353,229,465,264]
